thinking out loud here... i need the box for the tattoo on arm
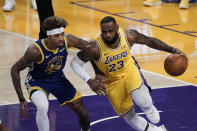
[10,44,41,102]
[66,34,100,53]
[66,34,90,50]
[127,29,174,53]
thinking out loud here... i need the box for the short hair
[42,16,68,32]
[100,16,116,25]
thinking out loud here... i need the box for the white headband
[46,27,64,35]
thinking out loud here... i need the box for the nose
[58,35,64,41]
[106,32,111,38]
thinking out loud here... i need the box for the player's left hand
[87,74,107,96]
[20,100,29,119]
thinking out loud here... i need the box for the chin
[58,44,63,48]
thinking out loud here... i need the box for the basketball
[164,53,188,76]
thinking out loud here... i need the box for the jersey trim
[28,86,49,100]
[64,36,68,53]
[41,39,59,54]
[33,43,44,64]
[119,106,134,116]
[60,91,82,106]
[123,29,132,49]
[94,39,102,62]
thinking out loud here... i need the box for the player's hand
[173,48,184,55]
[20,100,29,119]
[87,75,107,96]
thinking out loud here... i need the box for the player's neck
[104,35,120,49]
[44,39,57,51]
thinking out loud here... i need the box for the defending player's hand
[87,75,107,96]
[20,100,29,119]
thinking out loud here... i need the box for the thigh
[51,77,82,106]
[131,85,153,108]
[31,90,49,109]
[124,64,144,94]
[107,80,133,116]
[25,78,50,100]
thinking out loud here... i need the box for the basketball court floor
[0,0,197,130]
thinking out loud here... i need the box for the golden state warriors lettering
[45,56,64,74]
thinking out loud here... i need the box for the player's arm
[11,44,41,118]
[126,29,183,54]
[65,34,92,51]
[70,44,106,96]
[11,44,41,102]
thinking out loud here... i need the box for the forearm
[70,55,92,82]
[147,37,175,53]
[11,66,25,102]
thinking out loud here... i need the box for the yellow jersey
[94,29,138,83]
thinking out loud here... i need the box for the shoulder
[79,40,100,61]
[24,44,42,63]
[27,44,41,55]
[125,29,140,38]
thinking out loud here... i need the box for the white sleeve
[70,55,92,82]
[0,119,1,124]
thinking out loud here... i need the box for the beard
[103,33,118,46]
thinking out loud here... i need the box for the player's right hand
[20,100,29,119]
[87,75,106,96]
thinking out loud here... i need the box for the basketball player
[10,16,104,131]
[0,120,8,131]
[70,16,184,131]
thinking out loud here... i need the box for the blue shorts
[25,73,81,106]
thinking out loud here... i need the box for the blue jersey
[25,37,82,105]
[27,37,68,80]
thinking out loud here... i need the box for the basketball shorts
[106,64,144,116]
[25,73,81,106]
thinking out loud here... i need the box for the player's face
[49,32,65,48]
[101,22,118,45]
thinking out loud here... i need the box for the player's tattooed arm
[126,29,181,53]
[11,44,41,102]
[77,40,100,62]
[66,34,90,50]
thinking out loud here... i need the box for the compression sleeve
[70,55,92,82]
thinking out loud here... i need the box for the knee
[132,87,153,110]
[140,97,153,110]
[37,102,49,112]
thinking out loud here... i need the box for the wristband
[19,98,26,103]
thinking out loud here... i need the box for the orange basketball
[164,54,188,76]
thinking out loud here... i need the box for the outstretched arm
[66,34,92,51]
[70,45,106,95]
[10,44,41,118]
[126,29,183,54]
